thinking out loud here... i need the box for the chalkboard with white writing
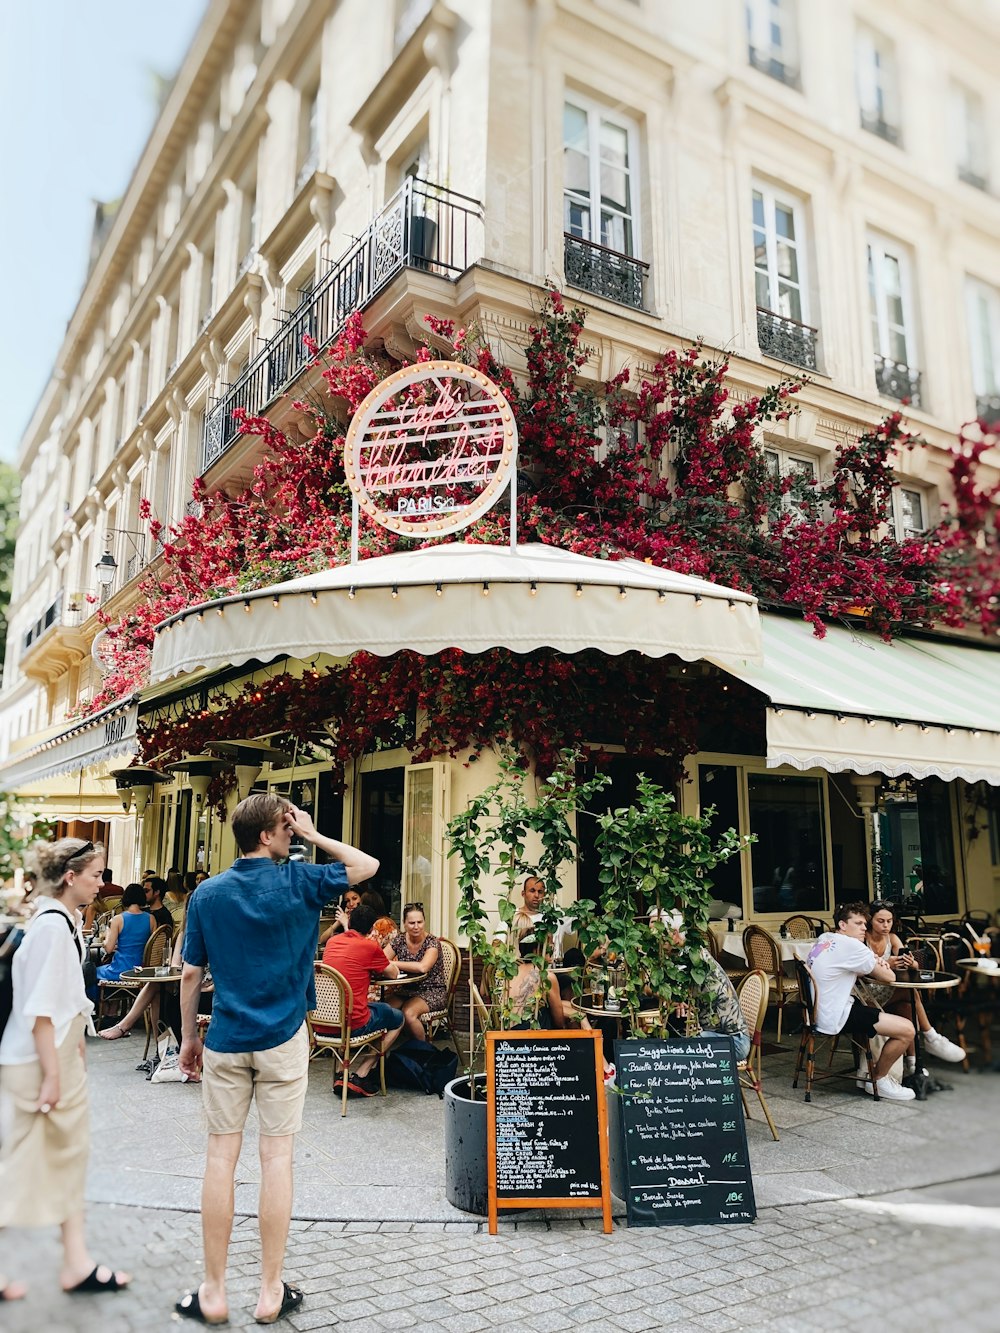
[613,1035,756,1227]
[486,1029,611,1233]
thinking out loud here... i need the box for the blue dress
[96,911,152,982]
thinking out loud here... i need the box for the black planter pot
[443,1073,487,1215]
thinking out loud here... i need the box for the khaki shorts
[202,1023,309,1137]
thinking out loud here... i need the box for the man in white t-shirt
[806,902,915,1102]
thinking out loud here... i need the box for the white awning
[0,697,140,791]
[150,542,762,684]
[725,616,1000,785]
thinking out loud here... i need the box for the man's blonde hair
[231,792,291,854]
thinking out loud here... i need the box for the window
[753,184,816,369]
[856,26,900,145]
[297,85,320,187]
[764,446,818,522]
[967,278,1000,424]
[563,97,637,256]
[892,485,926,539]
[953,82,988,190]
[867,235,921,405]
[748,774,828,915]
[745,0,799,87]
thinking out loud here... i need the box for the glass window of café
[695,759,832,921]
[876,776,958,916]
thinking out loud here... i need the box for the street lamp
[94,550,118,589]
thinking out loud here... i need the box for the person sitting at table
[503,923,565,1029]
[645,912,751,1060]
[318,888,362,947]
[361,891,397,1002]
[866,901,964,1072]
[83,868,125,932]
[93,884,154,995]
[807,902,916,1102]
[164,872,189,930]
[142,876,174,930]
[320,904,405,1096]
[384,903,447,1042]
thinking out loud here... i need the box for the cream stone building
[3,0,1000,930]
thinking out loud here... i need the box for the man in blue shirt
[176,793,378,1326]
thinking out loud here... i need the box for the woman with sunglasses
[0,838,131,1297]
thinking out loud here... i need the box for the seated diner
[321,904,405,1097]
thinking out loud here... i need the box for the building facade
[4,0,1000,927]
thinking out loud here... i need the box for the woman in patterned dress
[384,904,446,1041]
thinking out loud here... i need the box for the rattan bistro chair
[419,936,462,1056]
[307,963,388,1117]
[97,923,172,1027]
[735,969,779,1140]
[781,915,814,940]
[742,925,798,1043]
[792,960,879,1102]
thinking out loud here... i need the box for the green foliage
[0,792,52,883]
[573,775,753,1037]
[447,749,609,1047]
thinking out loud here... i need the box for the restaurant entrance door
[359,766,404,921]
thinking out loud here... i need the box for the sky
[0,0,207,463]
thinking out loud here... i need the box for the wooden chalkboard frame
[486,1029,612,1235]
[614,1034,757,1227]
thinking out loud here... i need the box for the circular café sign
[344,360,518,537]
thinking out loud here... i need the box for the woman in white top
[0,837,131,1298]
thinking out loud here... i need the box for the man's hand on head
[285,804,317,842]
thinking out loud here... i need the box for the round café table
[888,970,960,1098]
[120,967,184,1059]
[370,973,422,990]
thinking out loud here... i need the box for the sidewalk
[2,1035,999,1331]
[80,1030,1000,1220]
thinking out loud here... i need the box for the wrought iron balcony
[203,178,482,469]
[747,47,799,88]
[860,111,901,147]
[874,354,922,407]
[756,308,818,371]
[976,393,1000,430]
[22,593,63,653]
[563,233,648,311]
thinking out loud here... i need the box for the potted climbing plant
[442,748,608,1213]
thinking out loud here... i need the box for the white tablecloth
[711,925,815,964]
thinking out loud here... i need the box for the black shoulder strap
[35,909,83,960]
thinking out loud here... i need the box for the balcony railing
[860,111,901,146]
[203,178,482,469]
[563,232,648,311]
[874,354,922,407]
[756,307,818,371]
[747,46,799,88]
[22,593,63,653]
[976,393,1000,430]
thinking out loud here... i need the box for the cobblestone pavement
[3,1187,999,1333]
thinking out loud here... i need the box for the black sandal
[176,1289,229,1325]
[255,1282,304,1324]
[65,1265,129,1293]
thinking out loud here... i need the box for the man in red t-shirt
[321,904,405,1095]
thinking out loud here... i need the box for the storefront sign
[344,360,517,538]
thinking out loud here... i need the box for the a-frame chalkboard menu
[614,1035,756,1227]
[486,1029,612,1235]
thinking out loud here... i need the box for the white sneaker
[923,1031,965,1063]
[863,1075,916,1102]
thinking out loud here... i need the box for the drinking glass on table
[973,938,992,958]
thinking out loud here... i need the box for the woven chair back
[705,930,722,961]
[737,969,769,1038]
[906,936,943,971]
[743,925,780,974]
[438,937,461,1003]
[781,915,813,940]
[144,924,173,969]
[311,963,350,1030]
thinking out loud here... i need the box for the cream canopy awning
[723,615,1000,785]
[150,542,762,684]
[0,696,140,793]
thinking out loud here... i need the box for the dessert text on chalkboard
[486,1029,611,1234]
[614,1036,756,1227]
